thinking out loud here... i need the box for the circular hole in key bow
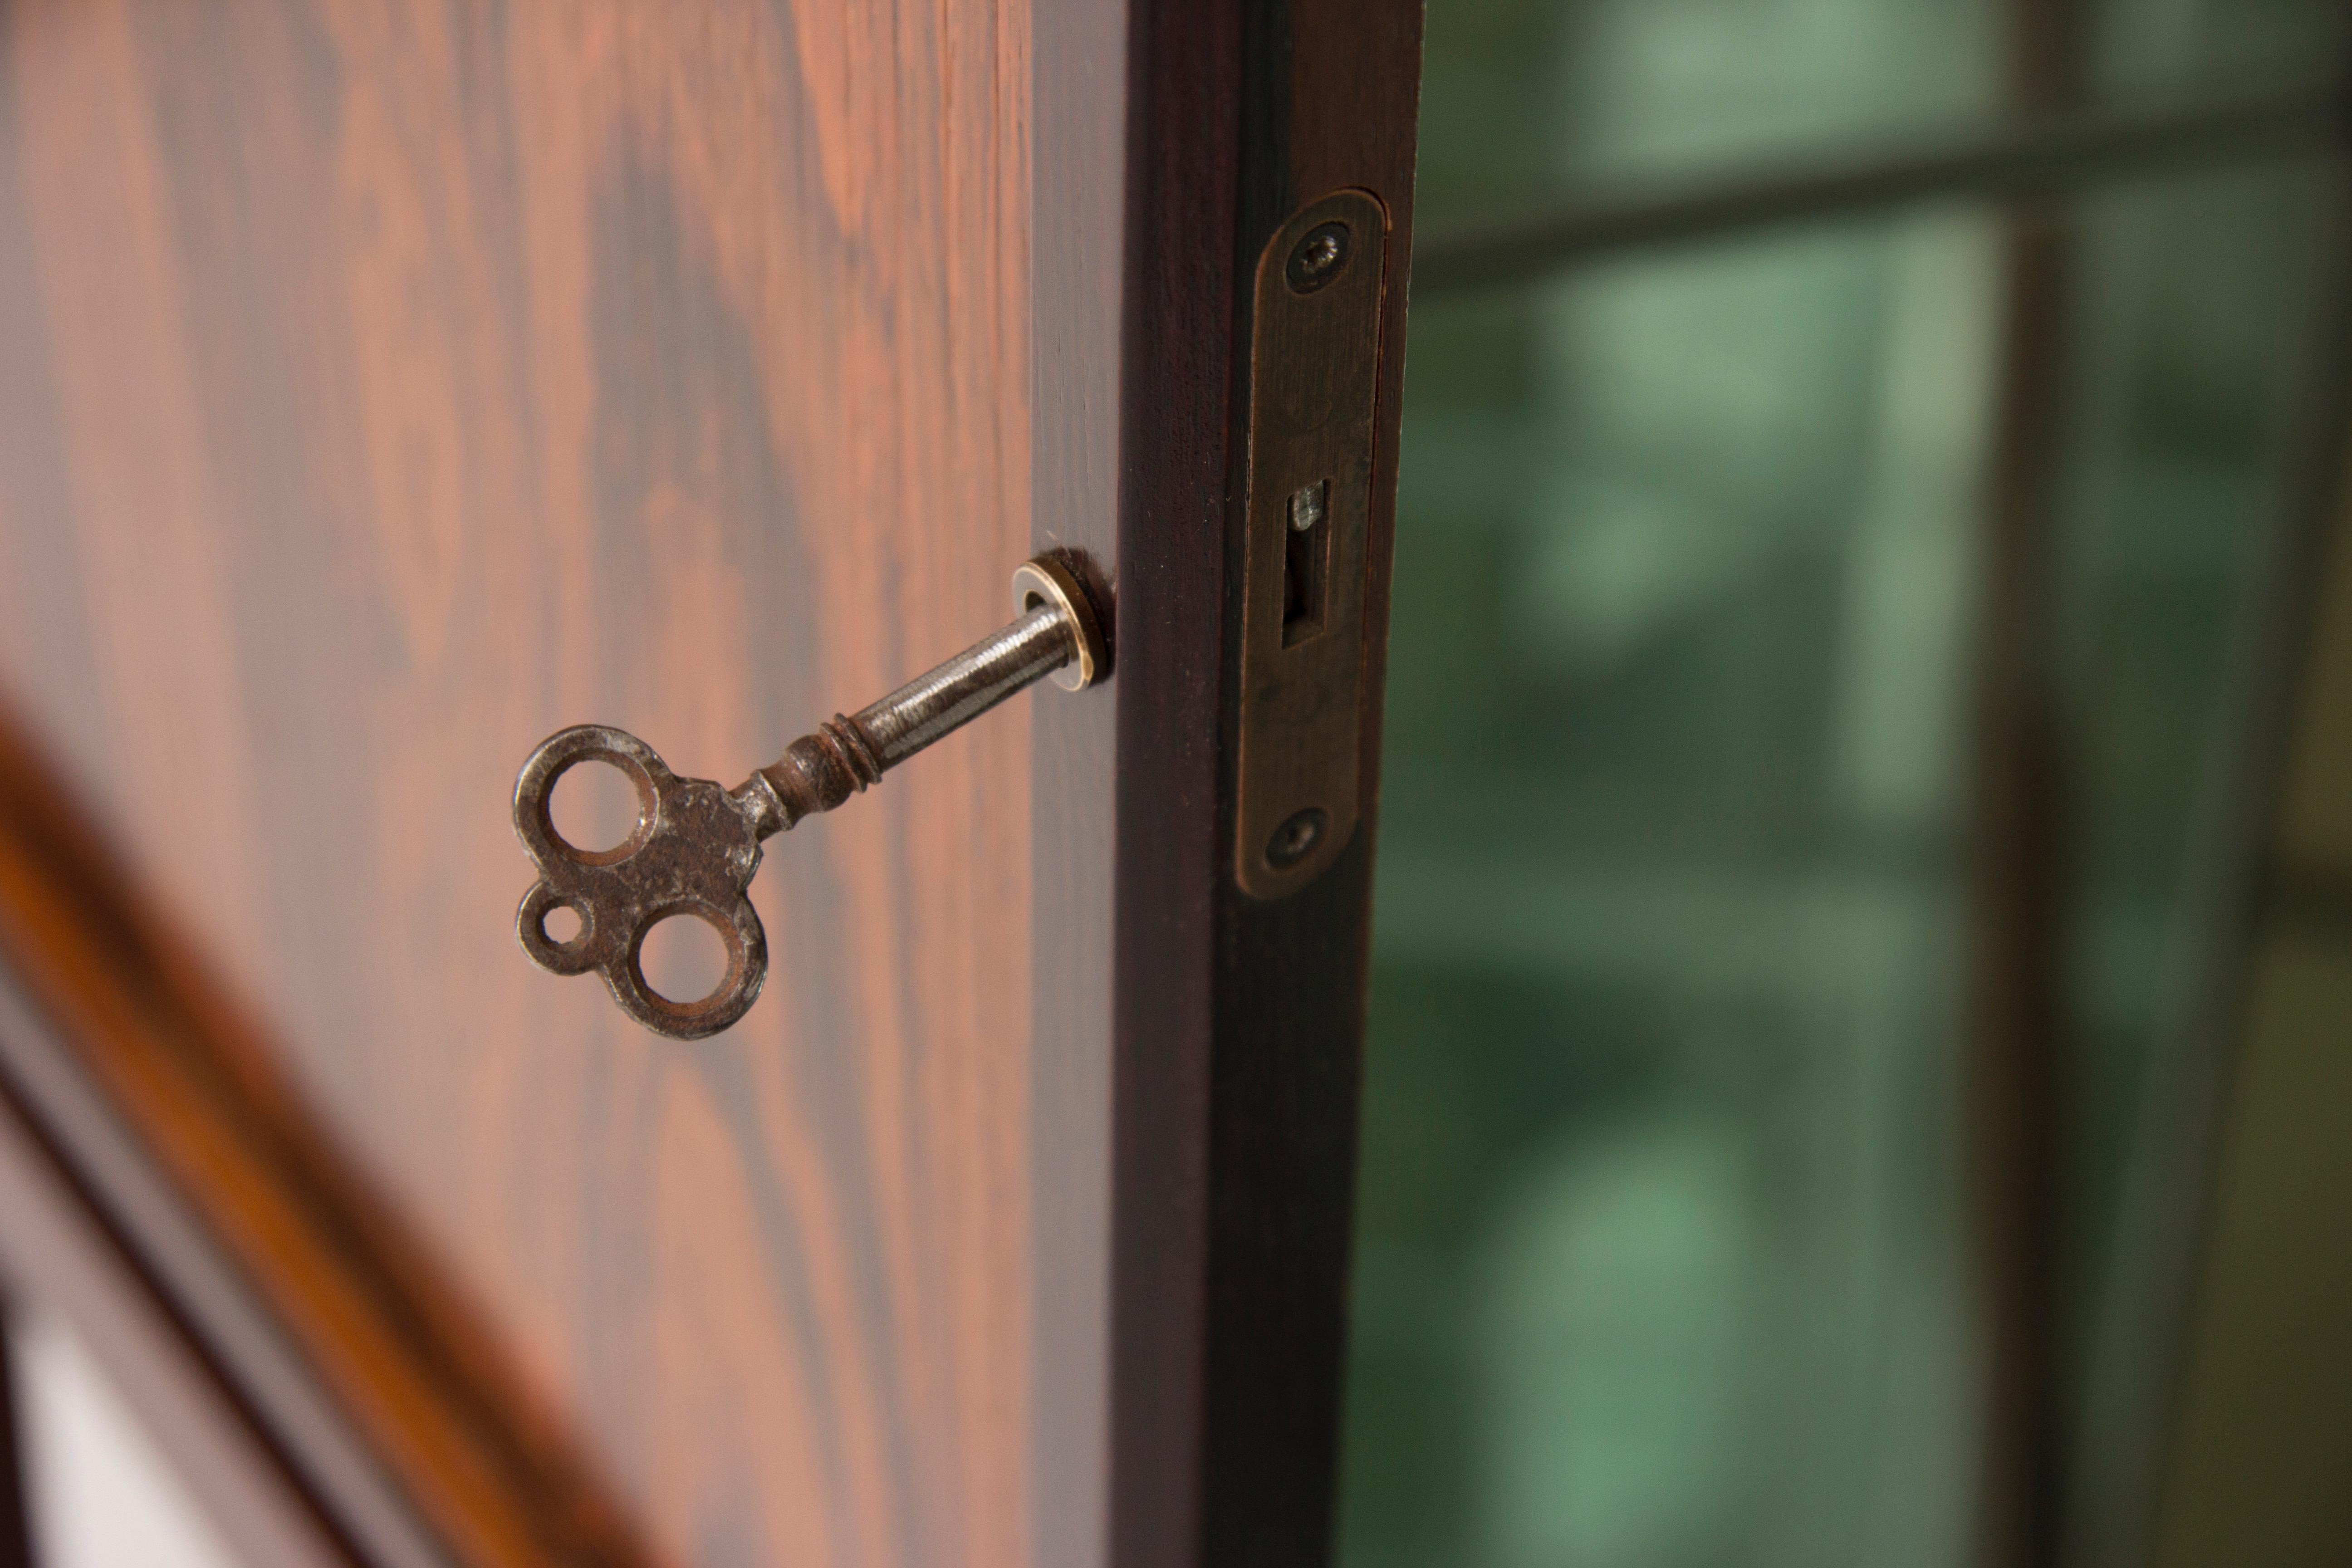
[540,902,584,945]
[550,758,645,855]
[640,912,732,1007]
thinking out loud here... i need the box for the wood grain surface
[0,2,1050,1564]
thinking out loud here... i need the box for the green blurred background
[1339,0,2349,1564]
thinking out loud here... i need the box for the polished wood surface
[0,2,1045,1563]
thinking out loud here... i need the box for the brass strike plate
[1234,189,1390,898]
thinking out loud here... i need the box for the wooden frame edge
[1112,2,1426,1564]
[0,1024,366,1568]
[0,707,662,1568]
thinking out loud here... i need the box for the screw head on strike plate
[1285,222,1352,294]
[1265,807,1330,871]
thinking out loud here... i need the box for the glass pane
[1348,210,1996,1568]
[1340,155,2336,1568]
[2058,162,2333,1350]
[1416,0,2345,223]
[1420,0,1994,211]
[2093,0,2351,101]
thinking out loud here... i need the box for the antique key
[512,555,1108,1040]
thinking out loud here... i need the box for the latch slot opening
[1283,478,1333,647]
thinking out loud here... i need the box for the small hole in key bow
[550,759,644,854]
[641,913,731,1006]
[540,903,584,945]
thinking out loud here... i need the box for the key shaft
[732,557,1106,836]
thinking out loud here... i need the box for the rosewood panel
[0,1,1051,1564]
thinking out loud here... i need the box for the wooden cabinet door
[0,3,1422,1566]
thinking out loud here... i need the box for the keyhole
[551,759,644,855]
[641,913,731,1006]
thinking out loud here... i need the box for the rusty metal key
[512,555,1108,1040]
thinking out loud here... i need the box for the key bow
[512,725,768,1039]
[510,553,1108,1039]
